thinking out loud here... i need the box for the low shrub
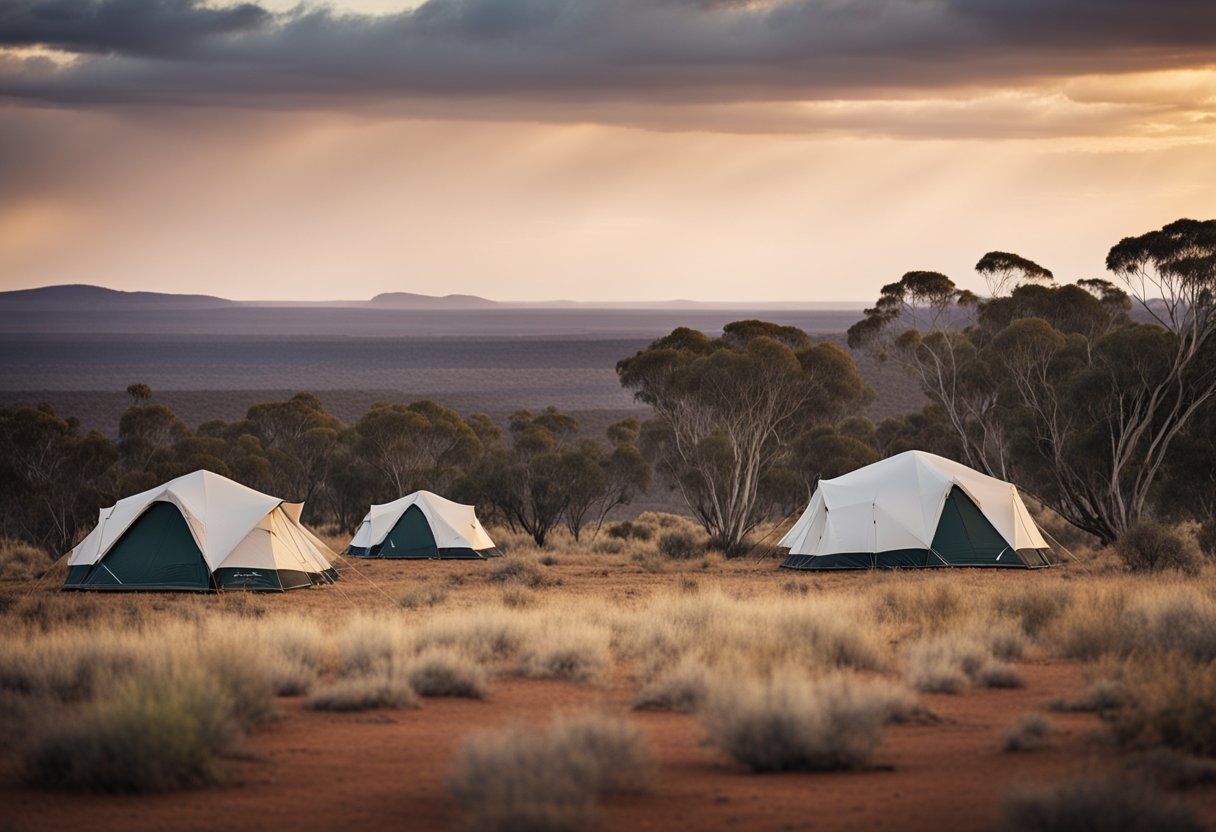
[904,634,986,693]
[487,558,556,588]
[1000,777,1202,832]
[657,531,701,561]
[0,538,48,582]
[607,521,653,541]
[1112,657,1216,756]
[1116,521,1202,575]
[993,585,1071,638]
[398,586,449,610]
[701,671,912,772]
[412,612,528,664]
[1198,518,1216,558]
[905,634,1020,693]
[976,661,1023,689]
[251,615,325,696]
[334,615,411,676]
[407,648,488,699]
[447,714,652,832]
[515,628,609,682]
[1126,748,1216,789]
[1002,713,1053,752]
[1049,679,1124,714]
[305,673,418,712]
[1126,592,1216,663]
[591,538,624,554]
[23,664,238,793]
[500,587,536,609]
[632,658,710,713]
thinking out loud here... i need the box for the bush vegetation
[447,714,652,832]
[406,648,488,699]
[305,673,418,712]
[904,633,1021,694]
[24,664,240,793]
[1002,713,1054,752]
[1001,778,1202,832]
[701,671,914,772]
[1116,521,1203,575]
[657,530,701,560]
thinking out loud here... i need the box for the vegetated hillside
[369,291,500,309]
[0,284,232,310]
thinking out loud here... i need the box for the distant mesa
[0,284,232,310]
[368,291,499,309]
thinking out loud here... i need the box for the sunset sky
[1,0,1214,302]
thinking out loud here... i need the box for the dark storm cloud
[0,0,268,57]
[0,0,1214,108]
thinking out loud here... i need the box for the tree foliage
[618,320,870,553]
[1,395,650,554]
[848,218,1216,543]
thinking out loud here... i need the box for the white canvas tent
[780,450,1051,570]
[64,470,338,591]
[348,490,499,559]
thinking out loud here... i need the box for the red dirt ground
[5,660,1216,831]
[4,559,1216,831]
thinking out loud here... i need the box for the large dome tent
[348,490,499,559]
[779,450,1051,570]
[64,470,338,591]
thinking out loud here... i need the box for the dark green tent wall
[379,504,440,558]
[64,501,212,590]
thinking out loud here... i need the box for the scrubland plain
[2,512,1215,832]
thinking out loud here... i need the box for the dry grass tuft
[1050,586,1216,664]
[412,609,529,664]
[1001,777,1202,832]
[333,615,411,675]
[0,538,51,582]
[1112,656,1216,756]
[976,660,1024,689]
[500,587,537,609]
[993,585,1072,637]
[407,648,488,699]
[487,557,557,588]
[632,658,710,713]
[447,714,652,832]
[1049,679,1124,714]
[305,672,418,712]
[1125,748,1216,790]
[23,662,243,793]
[618,590,887,682]
[398,585,449,610]
[701,670,914,772]
[1002,713,1054,752]
[515,626,609,682]
[904,633,1018,694]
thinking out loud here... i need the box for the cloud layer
[2,0,1215,117]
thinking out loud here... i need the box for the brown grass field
[2,519,1215,832]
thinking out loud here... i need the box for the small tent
[348,491,499,559]
[779,450,1051,570]
[64,470,338,591]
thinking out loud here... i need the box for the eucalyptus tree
[618,320,869,554]
[848,269,1008,477]
[850,218,1216,543]
[354,400,482,499]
